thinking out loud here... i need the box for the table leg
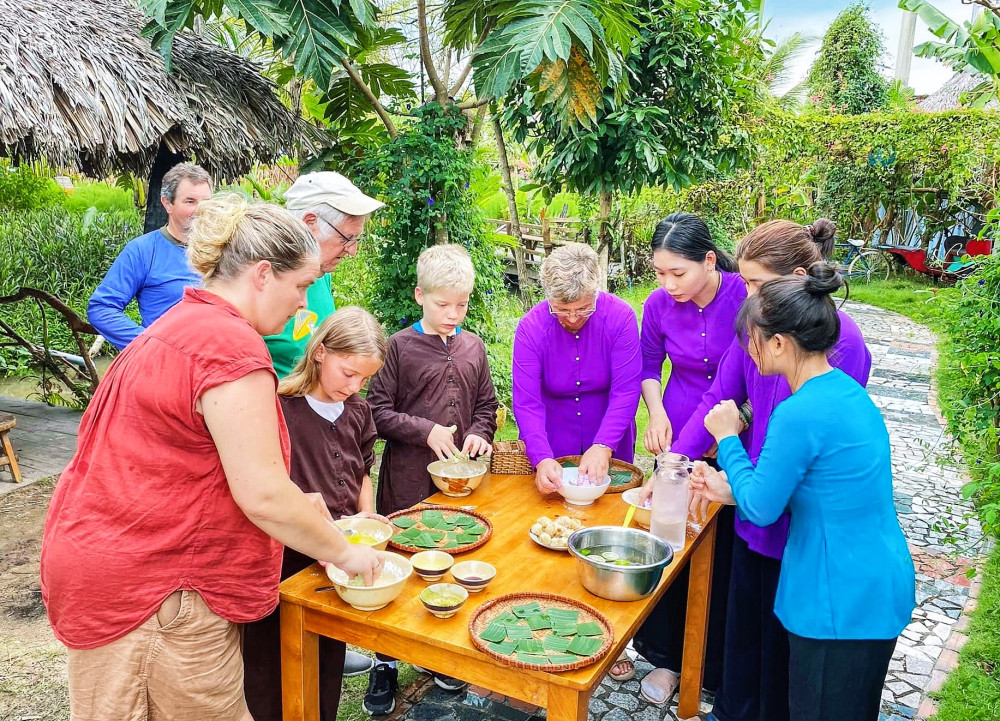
[547,685,589,721]
[281,602,319,721]
[677,518,717,719]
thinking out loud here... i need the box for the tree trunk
[491,115,530,302]
[597,189,612,291]
[144,141,187,234]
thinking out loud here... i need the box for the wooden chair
[0,412,22,483]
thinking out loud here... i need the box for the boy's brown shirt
[367,326,498,513]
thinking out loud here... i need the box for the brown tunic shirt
[367,326,498,514]
[279,393,377,519]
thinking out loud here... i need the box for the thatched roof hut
[919,71,997,112]
[0,0,316,179]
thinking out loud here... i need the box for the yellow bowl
[621,487,652,529]
[427,459,488,497]
[325,552,412,611]
[334,517,393,552]
[411,550,455,582]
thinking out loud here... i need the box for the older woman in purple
[513,243,641,491]
[673,219,873,721]
[626,214,745,701]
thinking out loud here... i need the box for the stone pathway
[388,301,985,721]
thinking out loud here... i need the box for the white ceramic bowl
[450,560,496,592]
[420,582,469,618]
[325,552,412,611]
[333,517,394,551]
[410,550,455,582]
[621,487,652,529]
[556,467,611,506]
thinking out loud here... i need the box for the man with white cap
[264,171,385,377]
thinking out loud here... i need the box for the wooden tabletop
[281,472,720,718]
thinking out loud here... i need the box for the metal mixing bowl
[567,526,674,601]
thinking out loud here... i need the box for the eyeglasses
[548,301,597,320]
[330,224,361,250]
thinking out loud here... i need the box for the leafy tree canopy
[806,2,889,115]
[502,0,766,195]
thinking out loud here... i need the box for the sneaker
[344,650,375,677]
[431,673,467,692]
[363,664,398,716]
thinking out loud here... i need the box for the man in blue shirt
[87,163,213,349]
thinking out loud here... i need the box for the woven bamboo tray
[386,505,493,554]
[491,440,533,475]
[469,592,614,672]
[555,456,643,493]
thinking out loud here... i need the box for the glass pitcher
[650,452,693,551]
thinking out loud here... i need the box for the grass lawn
[930,544,1000,721]
[837,274,1000,721]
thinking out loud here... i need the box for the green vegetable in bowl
[422,589,464,607]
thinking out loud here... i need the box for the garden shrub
[63,180,135,213]
[940,254,1000,536]
[0,164,66,211]
[0,206,140,372]
[355,103,511,404]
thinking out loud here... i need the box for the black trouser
[632,504,735,692]
[712,532,789,721]
[787,633,896,721]
[243,548,346,721]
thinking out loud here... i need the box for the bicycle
[833,239,891,283]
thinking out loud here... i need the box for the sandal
[639,667,679,706]
[608,650,635,682]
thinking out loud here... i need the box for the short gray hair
[161,163,212,202]
[539,243,600,303]
[290,204,368,236]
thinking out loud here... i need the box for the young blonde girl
[244,305,389,721]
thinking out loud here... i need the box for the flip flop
[639,667,679,706]
[608,650,635,681]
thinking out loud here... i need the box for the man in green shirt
[266,172,384,377]
[263,173,384,680]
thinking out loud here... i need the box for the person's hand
[427,424,461,461]
[644,412,672,455]
[638,480,653,507]
[534,458,564,494]
[327,545,382,587]
[305,492,334,523]
[462,434,492,458]
[689,461,735,522]
[340,510,392,525]
[704,400,742,442]
[578,444,612,482]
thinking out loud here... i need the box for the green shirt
[264,273,336,378]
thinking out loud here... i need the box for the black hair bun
[807,218,837,246]
[803,261,843,297]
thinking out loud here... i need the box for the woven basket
[490,440,533,475]
[468,592,614,672]
[555,456,644,493]
[386,505,493,554]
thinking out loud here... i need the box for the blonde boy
[364,244,499,711]
[367,244,498,512]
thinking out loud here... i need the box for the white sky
[765,0,981,95]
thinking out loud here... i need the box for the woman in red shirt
[41,194,381,721]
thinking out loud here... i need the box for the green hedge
[0,207,140,373]
[618,109,1000,249]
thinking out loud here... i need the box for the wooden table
[280,474,720,721]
